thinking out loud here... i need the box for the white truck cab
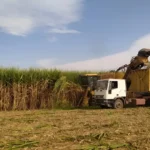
[93,79,127,108]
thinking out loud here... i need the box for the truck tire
[100,105,107,108]
[113,99,124,109]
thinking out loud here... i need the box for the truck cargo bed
[100,72,124,79]
[128,69,150,92]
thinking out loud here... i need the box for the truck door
[108,81,119,98]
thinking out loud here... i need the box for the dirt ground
[0,107,150,150]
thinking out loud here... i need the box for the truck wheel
[100,105,107,109]
[113,99,124,109]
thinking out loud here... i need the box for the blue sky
[1,0,150,70]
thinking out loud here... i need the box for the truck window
[96,80,108,90]
[111,81,118,89]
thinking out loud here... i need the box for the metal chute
[116,48,150,79]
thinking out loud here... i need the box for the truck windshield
[96,80,108,90]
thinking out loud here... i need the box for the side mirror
[108,89,112,94]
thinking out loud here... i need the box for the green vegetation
[0,67,102,111]
[0,67,100,84]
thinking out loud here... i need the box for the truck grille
[96,95,104,99]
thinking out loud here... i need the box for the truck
[79,72,124,106]
[93,48,150,109]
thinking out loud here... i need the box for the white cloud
[0,16,34,36]
[0,0,84,36]
[37,34,150,71]
[49,28,80,34]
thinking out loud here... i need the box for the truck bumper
[92,98,114,107]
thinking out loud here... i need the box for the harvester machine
[79,74,101,106]
[117,48,150,79]
[115,48,150,90]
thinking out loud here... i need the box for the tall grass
[0,68,61,85]
[0,67,100,111]
[0,68,101,83]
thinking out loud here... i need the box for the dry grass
[0,77,84,111]
[0,81,53,111]
[53,76,84,108]
[0,107,150,150]
[0,67,111,110]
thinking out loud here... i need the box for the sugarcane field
[0,67,150,150]
[1,0,150,150]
